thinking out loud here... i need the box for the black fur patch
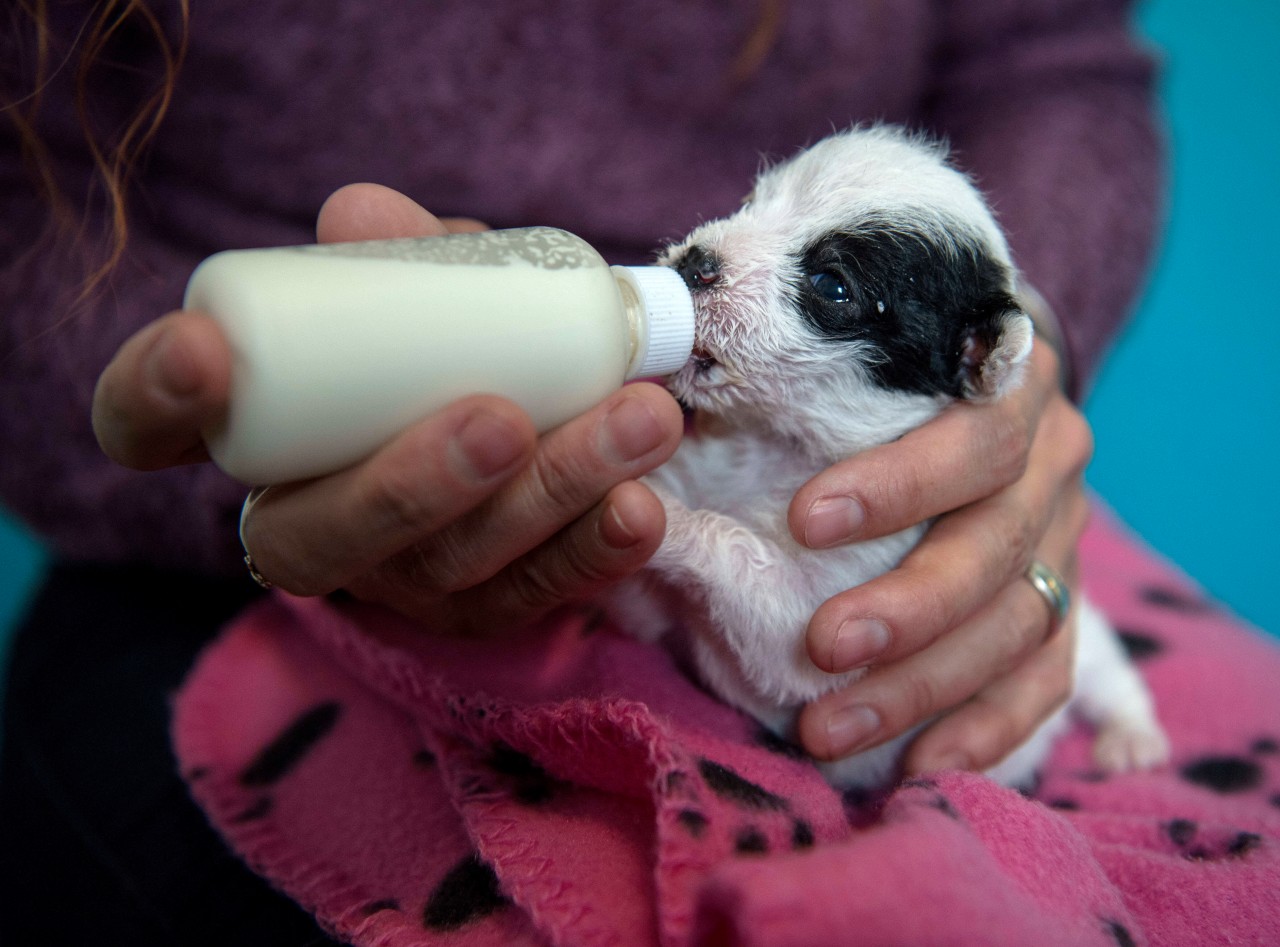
[423,855,509,932]
[1181,756,1264,793]
[1047,799,1080,811]
[794,228,1019,397]
[239,701,342,787]
[1251,737,1278,755]
[791,819,815,849]
[1116,629,1166,661]
[698,759,788,811]
[413,749,437,768]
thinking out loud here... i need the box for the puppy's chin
[666,340,730,408]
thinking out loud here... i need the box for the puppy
[607,126,1168,790]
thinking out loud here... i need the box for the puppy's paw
[1092,718,1171,773]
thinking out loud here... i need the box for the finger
[380,382,684,595]
[902,603,1078,776]
[241,394,539,595]
[902,490,1090,774]
[384,480,667,633]
[316,182,450,243]
[797,481,1091,765]
[804,393,1093,674]
[790,341,1060,550]
[440,217,491,234]
[797,563,1063,763]
[91,311,231,471]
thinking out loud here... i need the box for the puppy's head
[661,126,1033,456]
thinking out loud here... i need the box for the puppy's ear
[956,304,1034,401]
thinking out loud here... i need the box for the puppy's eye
[808,271,851,303]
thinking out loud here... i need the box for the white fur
[605,126,1168,789]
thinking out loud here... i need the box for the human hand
[788,341,1093,776]
[92,184,686,632]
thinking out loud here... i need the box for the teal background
[1,0,1278,682]
[1084,0,1279,635]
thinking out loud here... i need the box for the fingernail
[601,396,666,464]
[452,410,526,481]
[600,502,642,549]
[825,704,881,755]
[145,328,202,400]
[803,496,864,548]
[830,618,890,671]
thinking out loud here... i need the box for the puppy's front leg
[646,486,821,708]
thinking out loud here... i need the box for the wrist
[1017,282,1071,395]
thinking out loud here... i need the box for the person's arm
[925,0,1164,396]
[4,2,687,632]
[792,0,1163,773]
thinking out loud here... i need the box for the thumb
[92,310,231,470]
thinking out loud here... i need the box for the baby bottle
[183,227,696,485]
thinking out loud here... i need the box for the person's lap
[0,562,342,946]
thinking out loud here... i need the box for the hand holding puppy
[608,126,1165,788]
[792,338,1094,775]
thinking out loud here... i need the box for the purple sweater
[0,0,1163,575]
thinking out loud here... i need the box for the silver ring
[239,487,273,590]
[1025,559,1070,632]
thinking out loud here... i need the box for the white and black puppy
[606,125,1168,790]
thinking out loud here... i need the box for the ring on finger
[239,486,274,590]
[1024,558,1070,634]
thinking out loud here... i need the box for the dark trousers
[0,563,343,946]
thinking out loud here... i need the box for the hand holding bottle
[92,183,687,632]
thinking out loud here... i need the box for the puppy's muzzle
[674,246,722,289]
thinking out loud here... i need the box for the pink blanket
[173,506,1280,946]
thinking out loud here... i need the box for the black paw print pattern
[421,854,510,932]
[889,778,1145,947]
[220,700,343,823]
[1042,579,1276,880]
[195,698,532,941]
[661,754,823,863]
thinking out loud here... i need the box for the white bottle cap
[613,265,696,378]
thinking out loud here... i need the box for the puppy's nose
[675,246,722,289]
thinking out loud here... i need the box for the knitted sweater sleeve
[923,0,1165,396]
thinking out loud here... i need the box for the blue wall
[1,0,1277,666]
[1085,0,1279,635]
